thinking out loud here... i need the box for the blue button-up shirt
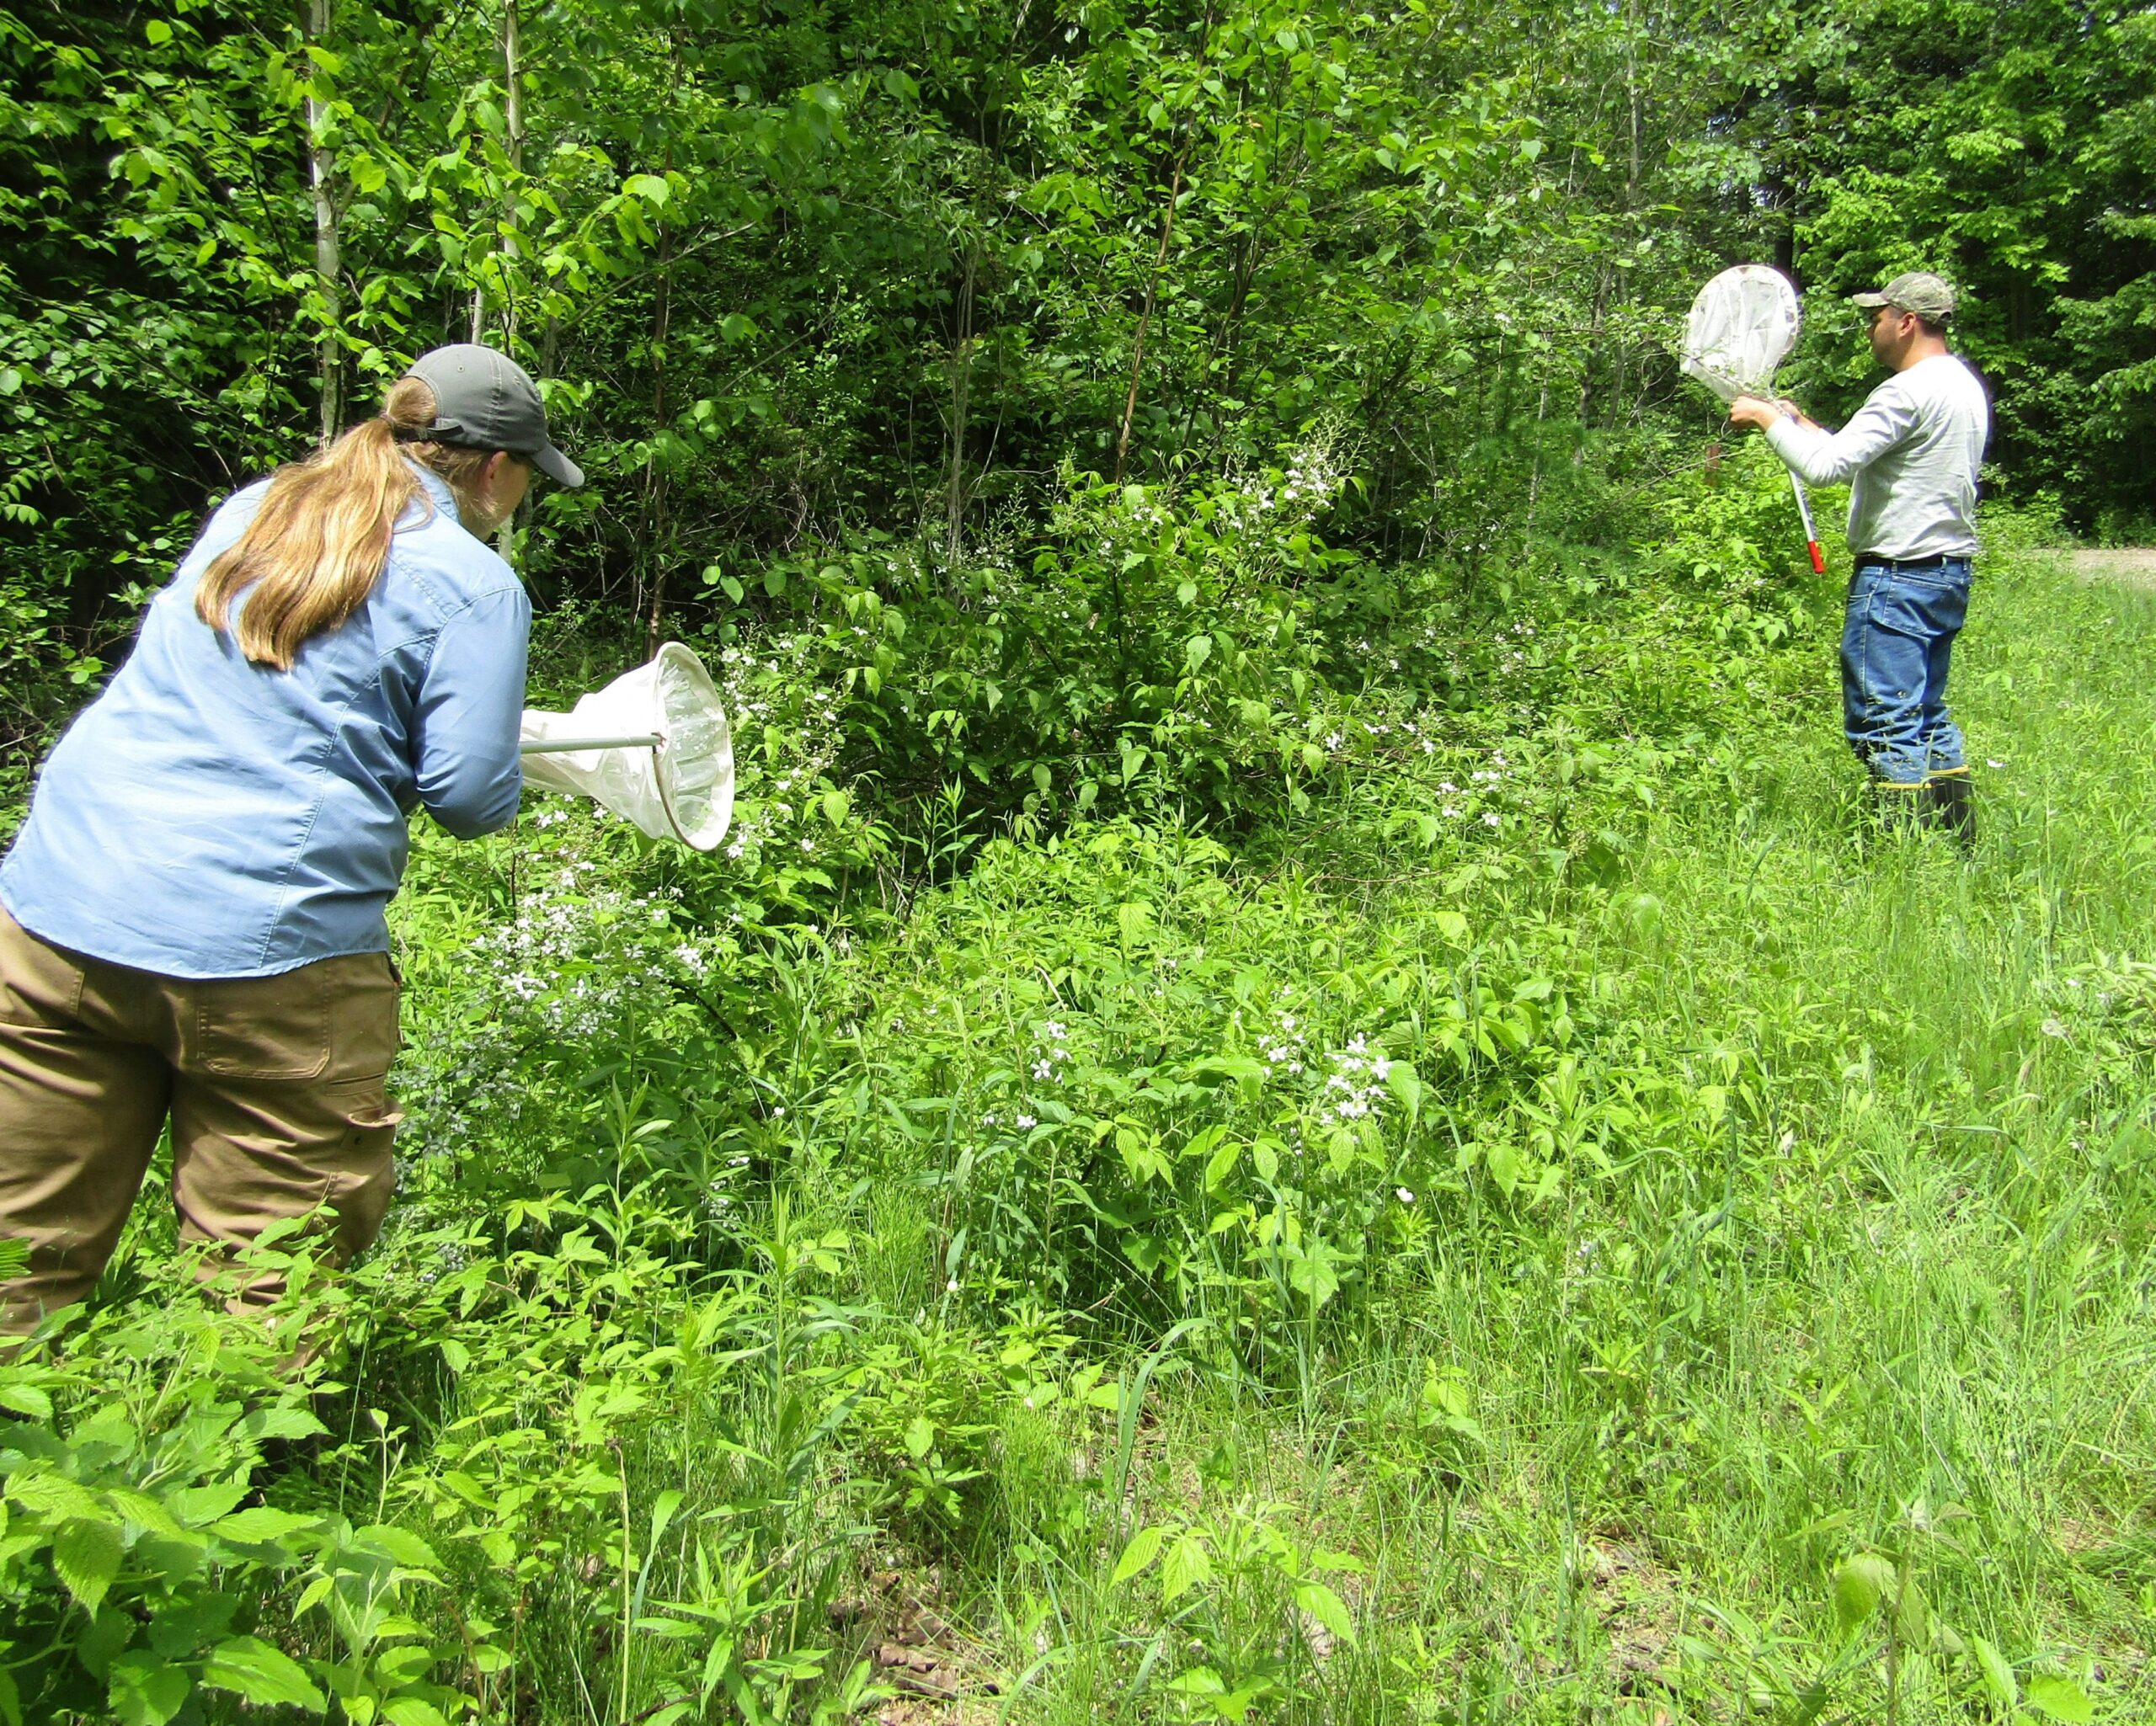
[1,465,529,978]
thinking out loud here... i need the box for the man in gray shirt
[1730,271,1992,843]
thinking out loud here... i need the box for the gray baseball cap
[403,344,584,487]
[1851,271,1956,322]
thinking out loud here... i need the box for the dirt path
[2063,546,2156,587]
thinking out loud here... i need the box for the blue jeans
[1840,558,1972,786]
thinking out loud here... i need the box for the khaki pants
[0,908,402,1338]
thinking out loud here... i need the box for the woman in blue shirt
[0,344,581,1341]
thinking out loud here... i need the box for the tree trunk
[643,43,679,658]
[945,242,978,562]
[305,0,341,446]
[499,0,521,345]
[1113,6,1214,484]
[643,232,674,658]
[494,0,524,557]
[1112,152,1187,485]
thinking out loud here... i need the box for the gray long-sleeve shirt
[1765,353,1990,560]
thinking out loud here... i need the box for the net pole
[1788,474,1826,575]
[518,734,664,754]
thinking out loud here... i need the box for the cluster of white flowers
[1031,1020,1073,1083]
[1259,1005,1308,1077]
[1281,442,1343,510]
[1425,748,1518,829]
[414,1239,471,1287]
[1205,427,1353,539]
[398,844,722,1159]
[1322,1033,1392,1124]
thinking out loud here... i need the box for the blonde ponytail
[196,377,498,670]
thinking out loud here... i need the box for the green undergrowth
[6,501,2153,1722]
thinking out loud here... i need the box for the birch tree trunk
[305,0,341,446]
[945,242,977,562]
[642,40,680,657]
[494,0,522,556]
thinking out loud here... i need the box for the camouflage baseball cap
[1851,271,1956,322]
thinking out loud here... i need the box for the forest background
[3,0,2153,759]
[3,0,2156,1723]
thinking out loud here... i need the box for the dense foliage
[3,0,2153,1720]
[3,0,2151,778]
[6,483,2150,1723]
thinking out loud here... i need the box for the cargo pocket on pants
[315,1075,403,1265]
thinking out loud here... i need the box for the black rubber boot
[1924,773,1976,850]
[1872,780,1928,834]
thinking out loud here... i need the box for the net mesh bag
[1681,264,1801,402]
[519,642,734,851]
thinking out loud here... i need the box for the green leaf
[1193,1054,1263,1091]
[0,1383,52,1420]
[2024,1675,2094,1723]
[53,1516,124,1612]
[1384,1058,1422,1118]
[8,1471,102,1521]
[382,1700,450,1726]
[1831,1553,1896,1637]
[1113,1524,1164,1585]
[648,1489,685,1549]
[1294,1580,1357,1646]
[1161,1531,1212,1602]
[168,1484,250,1526]
[201,1638,325,1711]
[213,1506,319,1547]
[248,1405,328,1441]
[109,1654,191,1726]
[1286,1241,1342,1308]
[625,173,670,205]
[1970,1635,2017,1710]
[1165,1665,1224,1697]
[353,1524,441,1569]
[0,1662,19,1726]
[1892,1575,1931,1647]
[1203,1135,1241,1190]
[144,19,173,44]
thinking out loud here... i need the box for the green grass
[12,546,2155,1724]
[871,550,2156,1723]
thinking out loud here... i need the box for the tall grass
[13,551,2152,1724]
[917,551,2156,1722]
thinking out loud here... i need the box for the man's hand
[1728,395,1782,432]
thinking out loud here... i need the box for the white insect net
[519,642,734,852]
[1681,264,1801,402]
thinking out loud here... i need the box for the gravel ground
[2063,546,2156,585]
